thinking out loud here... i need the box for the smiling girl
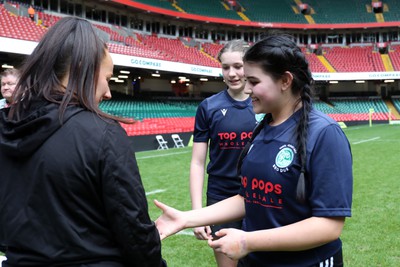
[190,40,257,267]
[156,35,353,267]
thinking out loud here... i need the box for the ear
[281,71,293,92]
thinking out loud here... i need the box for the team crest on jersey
[273,144,297,173]
[221,108,228,116]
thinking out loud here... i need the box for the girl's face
[95,50,113,104]
[220,51,246,92]
[243,62,284,114]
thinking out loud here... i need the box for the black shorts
[237,248,343,267]
[206,196,242,236]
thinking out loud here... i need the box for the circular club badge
[273,145,297,173]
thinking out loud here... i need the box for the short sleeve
[193,100,210,142]
[308,124,353,218]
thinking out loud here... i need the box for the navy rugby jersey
[239,108,353,267]
[194,89,257,200]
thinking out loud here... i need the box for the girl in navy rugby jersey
[190,40,257,267]
[155,35,353,267]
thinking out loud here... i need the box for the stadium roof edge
[111,0,400,30]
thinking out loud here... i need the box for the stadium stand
[100,98,198,120]
[99,94,198,136]
[313,99,338,114]
[319,97,395,121]
[0,3,394,71]
[304,0,377,24]
[237,0,307,23]
[1,1,398,138]
[140,34,220,67]
[120,117,195,136]
[202,42,224,59]
[37,11,61,28]
[107,42,166,60]
[174,0,242,20]
[0,4,220,67]
[392,96,400,113]
[99,96,395,136]
[323,46,386,72]
[388,45,400,71]
[379,0,400,22]
[134,0,242,20]
[0,4,45,41]
[301,48,329,73]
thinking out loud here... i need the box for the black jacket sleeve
[99,123,166,267]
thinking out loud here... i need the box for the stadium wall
[129,132,193,152]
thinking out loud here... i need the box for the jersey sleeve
[308,124,353,218]
[193,100,210,142]
[100,123,166,267]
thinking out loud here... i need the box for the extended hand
[154,199,186,240]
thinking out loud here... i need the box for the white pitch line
[137,150,190,160]
[177,229,195,236]
[146,189,166,196]
[352,137,381,145]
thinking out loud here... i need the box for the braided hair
[237,34,314,203]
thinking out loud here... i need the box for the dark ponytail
[242,34,314,203]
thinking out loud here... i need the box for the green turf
[339,124,400,266]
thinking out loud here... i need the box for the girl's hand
[193,225,212,240]
[208,228,249,260]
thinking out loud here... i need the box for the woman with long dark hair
[0,17,166,267]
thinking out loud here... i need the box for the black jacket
[0,101,166,267]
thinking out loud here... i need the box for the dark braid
[295,83,313,202]
[292,49,314,203]
[242,34,314,203]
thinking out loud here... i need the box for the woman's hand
[208,228,249,260]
